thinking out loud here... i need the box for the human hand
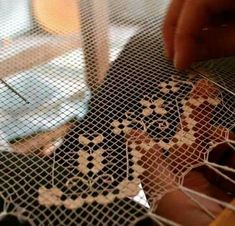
[163,0,235,70]
[156,144,235,226]
[127,130,235,226]
[126,79,235,225]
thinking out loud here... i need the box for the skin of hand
[126,79,235,225]
[162,0,235,70]
[127,130,235,226]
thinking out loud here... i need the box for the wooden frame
[0,0,110,154]
[0,35,81,80]
[78,0,109,90]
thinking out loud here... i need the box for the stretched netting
[0,0,234,225]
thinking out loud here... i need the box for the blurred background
[0,0,168,205]
[0,0,168,142]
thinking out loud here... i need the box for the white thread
[180,186,235,211]
[191,68,235,96]
[182,188,216,219]
[148,212,183,226]
[205,161,235,174]
[205,163,235,186]
[228,142,235,150]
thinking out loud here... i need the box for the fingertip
[173,51,192,70]
[163,46,173,60]
[162,30,175,60]
[173,36,198,70]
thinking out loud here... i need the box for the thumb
[126,130,177,202]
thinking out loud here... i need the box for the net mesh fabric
[0,0,234,226]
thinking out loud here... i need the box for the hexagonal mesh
[0,1,234,226]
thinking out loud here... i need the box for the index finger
[174,0,210,69]
[162,0,185,59]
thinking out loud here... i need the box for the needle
[0,79,30,104]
